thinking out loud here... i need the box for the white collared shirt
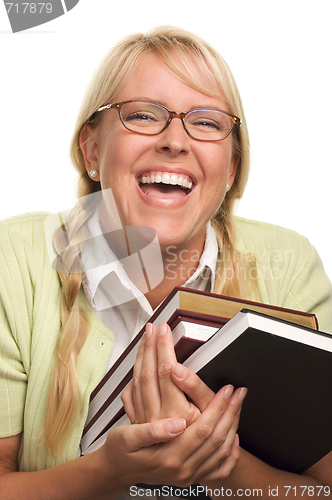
[80,208,219,371]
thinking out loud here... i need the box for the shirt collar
[80,208,219,310]
[183,221,218,291]
[80,207,135,305]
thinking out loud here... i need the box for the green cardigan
[0,212,331,471]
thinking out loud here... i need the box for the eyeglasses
[95,100,241,142]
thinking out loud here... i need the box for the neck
[144,236,206,310]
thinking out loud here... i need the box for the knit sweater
[0,212,331,472]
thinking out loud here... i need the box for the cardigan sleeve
[0,213,115,470]
[0,293,28,437]
[234,217,332,335]
[282,240,332,334]
[0,217,32,437]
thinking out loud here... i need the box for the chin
[158,227,205,253]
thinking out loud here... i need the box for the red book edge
[89,286,317,401]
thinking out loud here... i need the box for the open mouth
[138,172,195,199]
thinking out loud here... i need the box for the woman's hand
[102,381,245,488]
[122,322,207,425]
[120,322,247,483]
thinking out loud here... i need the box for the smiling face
[81,52,238,256]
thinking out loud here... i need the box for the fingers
[116,385,246,488]
[177,385,246,479]
[196,389,243,478]
[130,322,194,423]
[156,323,188,412]
[156,322,177,388]
[200,434,241,482]
[121,379,137,423]
[102,417,187,486]
[125,417,187,452]
[154,323,201,424]
[171,362,215,412]
[132,323,160,422]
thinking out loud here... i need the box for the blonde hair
[44,26,254,455]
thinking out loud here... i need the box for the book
[85,287,317,420]
[182,309,332,473]
[158,287,318,330]
[84,309,332,473]
[81,287,318,456]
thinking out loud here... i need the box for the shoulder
[0,211,51,243]
[0,211,52,266]
[233,216,313,260]
[0,210,64,252]
[0,212,61,300]
[0,211,50,229]
[233,217,332,333]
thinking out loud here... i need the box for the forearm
[201,448,329,500]
[0,451,125,500]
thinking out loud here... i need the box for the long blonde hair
[44,26,253,456]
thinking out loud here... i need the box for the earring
[89,170,98,178]
[226,183,230,192]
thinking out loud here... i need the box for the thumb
[131,418,186,451]
[171,362,214,412]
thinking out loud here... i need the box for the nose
[155,116,191,156]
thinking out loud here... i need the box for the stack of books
[81,287,332,474]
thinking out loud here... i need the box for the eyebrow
[118,98,225,112]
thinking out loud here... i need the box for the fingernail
[223,384,234,401]
[166,418,186,435]
[172,362,188,380]
[140,332,146,345]
[146,323,153,338]
[235,434,240,447]
[158,322,168,336]
[237,387,248,403]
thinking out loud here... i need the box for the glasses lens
[185,109,233,140]
[120,102,168,134]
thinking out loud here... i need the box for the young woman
[0,26,331,499]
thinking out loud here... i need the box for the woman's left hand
[122,322,210,426]
[121,321,244,427]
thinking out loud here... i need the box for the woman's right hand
[98,379,244,491]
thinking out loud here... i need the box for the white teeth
[161,173,170,184]
[140,173,193,190]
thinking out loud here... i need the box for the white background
[0,0,331,281]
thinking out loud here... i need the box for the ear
[79,124,100,182]
[227,153,240,189]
